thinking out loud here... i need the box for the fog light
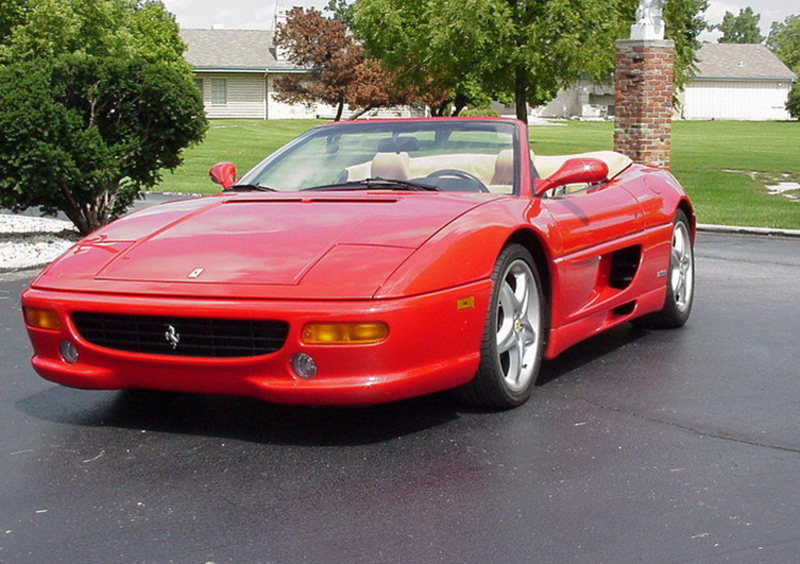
[59,340,79,364]
[302,322,389,345]
[23,307,62,331]
[291,353,318,379]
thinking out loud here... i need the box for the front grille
[72,312,289,358]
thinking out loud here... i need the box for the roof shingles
[694,43,797,81]
[180,29,297,71]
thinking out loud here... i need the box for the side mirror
[534,158,609,197]
[209,162,237,189]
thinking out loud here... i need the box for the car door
[541,178,646,328]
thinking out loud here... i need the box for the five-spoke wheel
[495,258,542,393]
[633,209,695,329]
[670,217,694,314]
[456,244,546,408]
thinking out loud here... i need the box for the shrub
[461,106,500,118]
[787,82,800,120]
[0,55,207,234]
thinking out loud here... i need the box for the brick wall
[614,39,675,169]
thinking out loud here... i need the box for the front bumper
[21,281,491,405]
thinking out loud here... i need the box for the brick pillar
[614,39,674,169]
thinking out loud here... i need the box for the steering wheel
[425,169,489,193]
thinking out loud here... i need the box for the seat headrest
[371,152,411,181]
[492,149,514,185]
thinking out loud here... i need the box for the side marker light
[457,296,476,310]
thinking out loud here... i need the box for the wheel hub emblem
[165,325,180,349]
[514,319,523,334]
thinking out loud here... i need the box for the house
[180,28,426,120]
[530,43,797,121]
[180,28,330,119]
[678,43,797,120]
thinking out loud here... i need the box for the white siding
[533,80,615,118]
[196,73,266,119]
[266,75,337,119]
[682,80,793,120]
[358,106,427,119]
[266,75,426,120]
[535,87,580,118]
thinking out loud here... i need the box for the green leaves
[0,0,189,67]
[0,0,206,234]
[355,0,708,119]
[768,15,800,73]
[712,6,765,44]
[766,15,800,119]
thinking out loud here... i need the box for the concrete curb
[697,223,800,238]
[0,264,47,276]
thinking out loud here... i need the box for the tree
[712,7,765,44]
[767,15,800,119]
[274,7,410,121]
[663,0,712,94]
[354,0,709,122]
[0,0,27,45]
[325,0,355,29]
[768,15,800,73]
[788,86,800,119]
[0,0,206,233]
[0,56,206,235]
[0,0,187,67]
[353,0,502,117]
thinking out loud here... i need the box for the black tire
[455,244,547,409]
[632,209,695,329]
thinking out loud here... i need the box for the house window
[194,78,204,98]
[211,79,227,105]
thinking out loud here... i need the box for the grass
[155,119,800,229]
[530,120,800,229]
[157,119,325,194]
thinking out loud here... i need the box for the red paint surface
[21,118,694,405]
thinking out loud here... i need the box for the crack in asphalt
[564,392,800,456]
[672,535,800,564]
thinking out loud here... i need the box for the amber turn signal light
[23,307,62,331]
[302,322,389,345]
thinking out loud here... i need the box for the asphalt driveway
[1,232,799,564]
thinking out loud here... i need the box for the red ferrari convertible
[21,118,695,408]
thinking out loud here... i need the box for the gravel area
[0,213,80,270]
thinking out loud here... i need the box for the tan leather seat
[371,152,411,181]
[491,149,514,185]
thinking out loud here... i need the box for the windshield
[236,120,520,194]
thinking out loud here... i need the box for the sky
[163,0,798,39]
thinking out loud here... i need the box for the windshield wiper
[302,177,439,192]
[228,183,278,192]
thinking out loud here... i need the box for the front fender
[375,198,551,298]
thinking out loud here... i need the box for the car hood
[33,192,497,299]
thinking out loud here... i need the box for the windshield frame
[235,118,523,195]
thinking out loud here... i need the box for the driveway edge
[697,223,800,238]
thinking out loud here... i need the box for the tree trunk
[432,101,450,117]
[451,93,467,117]
[514,65,528,123]
[334,96,345,121]
[347,104,374,120]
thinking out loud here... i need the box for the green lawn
[157,119,325,194]
[155,119,800,229]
